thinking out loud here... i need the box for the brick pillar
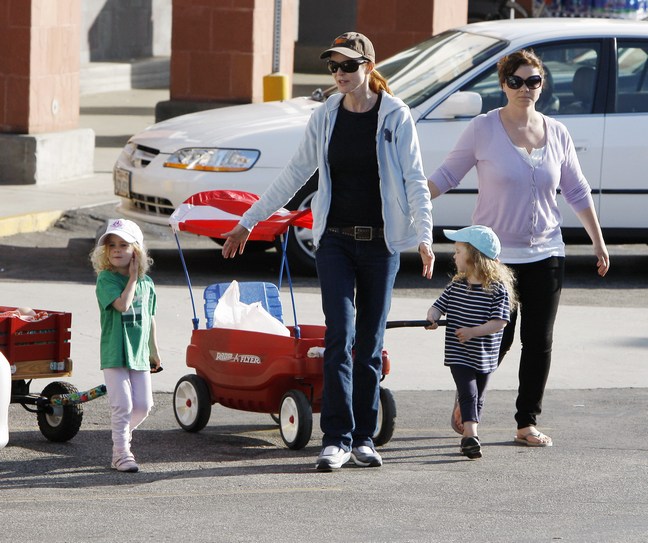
[0,0,93,185]
[356,0,468,61]
[158,0,297,121]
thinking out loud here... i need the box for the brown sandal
[450,392,463,435]
[514,430,553,447]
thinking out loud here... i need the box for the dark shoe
[460,436,482,460]
[351,445,383,468]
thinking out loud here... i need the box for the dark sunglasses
[505,74,543,90]
[327,59,368,74]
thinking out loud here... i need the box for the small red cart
[168,191,397,449]
[0,306,84,442]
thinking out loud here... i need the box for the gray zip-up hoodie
[240,91,433,253]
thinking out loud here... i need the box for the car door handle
[574,146,587,152]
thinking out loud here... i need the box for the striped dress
[433,280,510,373]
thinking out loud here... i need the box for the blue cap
[443,225,501,260]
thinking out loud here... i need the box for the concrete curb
[0,210,64,238]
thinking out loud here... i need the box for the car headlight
[163,148,260,172]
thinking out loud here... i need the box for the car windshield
[322,30,507,108]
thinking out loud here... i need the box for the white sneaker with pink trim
[111,453,139,473]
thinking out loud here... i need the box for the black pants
[450,364,491,424]
[498,256,565,429]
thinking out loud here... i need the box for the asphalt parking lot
[1,387,647,543]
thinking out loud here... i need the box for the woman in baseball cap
[222,31,434,471]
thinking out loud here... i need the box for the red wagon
[168,191,397,449]
[0,306,84,441]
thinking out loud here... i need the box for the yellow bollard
[263,73,290,101]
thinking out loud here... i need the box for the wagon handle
[174,231,200,330]
[278,231,301,339]
[385,319,446,329]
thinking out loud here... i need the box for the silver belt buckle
[354,226,373,241]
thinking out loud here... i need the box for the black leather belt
[326,226,384,241]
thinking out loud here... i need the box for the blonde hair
[90,238,152,278]
[452,243,517,308]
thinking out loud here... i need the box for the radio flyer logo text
[210,351,261,365]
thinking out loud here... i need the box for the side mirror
[426,91,482,119]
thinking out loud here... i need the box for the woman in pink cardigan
[428,50,609,447]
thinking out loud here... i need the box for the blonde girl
[427,225,515,459]
[91,219,161,472]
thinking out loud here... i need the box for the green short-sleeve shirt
[96,270,157,371]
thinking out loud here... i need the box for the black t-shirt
[326,94,383,228]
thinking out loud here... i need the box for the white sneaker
[316,445,351,471]
[111,453,139,473]
[351,445,383,467]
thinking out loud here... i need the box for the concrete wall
[80,0,171,63]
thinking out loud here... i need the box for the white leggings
[103,367,154,456]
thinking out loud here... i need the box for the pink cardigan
[431,109,594,251]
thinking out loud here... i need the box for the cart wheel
[373,387,397,447]
[173,374,212,432]
[37,381,83,442]
[279,390,312,450]
[270,413,280,425]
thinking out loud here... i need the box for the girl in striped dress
[426,226,516,459]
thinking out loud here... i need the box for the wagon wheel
[279,389,312,450]
[270,413,280,425]
[373,387,397,446]
[37,381,83,442]
[173,374,212,432]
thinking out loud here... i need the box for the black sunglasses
[505,74,543,90]
[327,59,368,74]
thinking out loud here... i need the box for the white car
[114,18,648,272]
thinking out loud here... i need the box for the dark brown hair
[497,49,545,86]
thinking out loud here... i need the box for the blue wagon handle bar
[385,319,446,329]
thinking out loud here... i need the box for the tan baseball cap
[320,32,375,63]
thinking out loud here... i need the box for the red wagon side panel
[186,325,326,413]
[0,307,73,379]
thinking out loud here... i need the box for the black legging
[498,256,565,429]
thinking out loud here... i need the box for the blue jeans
[315,232,400,451]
